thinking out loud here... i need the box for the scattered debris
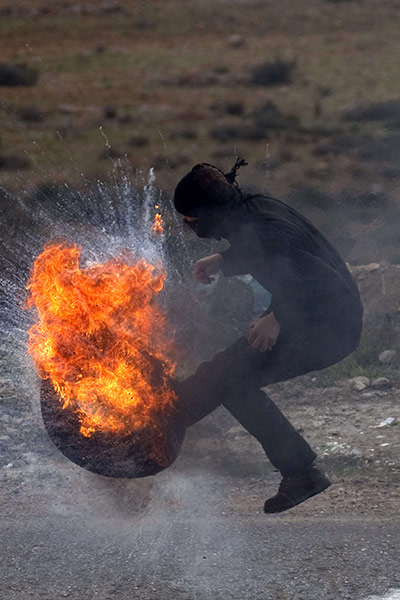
[322,441,362,458]
[348,376,370,391]
[372,417,398,428]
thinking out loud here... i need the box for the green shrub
[249,58,296,86]
[0,63,39,86]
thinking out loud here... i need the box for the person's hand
[193,253,223,284]
[247,312,280,352]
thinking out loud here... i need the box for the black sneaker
[263,466,331,514]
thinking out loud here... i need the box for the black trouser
[176,325,360,477]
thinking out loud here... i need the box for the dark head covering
[173,159,247,239]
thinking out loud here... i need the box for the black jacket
[220,193,363,348]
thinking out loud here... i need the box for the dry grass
[0,0,400,206]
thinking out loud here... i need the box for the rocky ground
[0,365,399,599]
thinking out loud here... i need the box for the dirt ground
[1,370,399,599]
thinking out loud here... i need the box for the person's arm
[192,253,223,284]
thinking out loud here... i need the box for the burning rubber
[27,241,185,478]
[40,378,185,478]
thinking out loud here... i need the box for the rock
[379,350,397,365]
[228,35,246,49]
[359,262,381,273]
[371,377,391,388]
[348,376,370,391]
[349,264,400,319]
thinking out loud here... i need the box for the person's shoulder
[243,191,293,213]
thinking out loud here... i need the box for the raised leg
[175,335,317,476]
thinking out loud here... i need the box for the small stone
[348,376,370,391]
[4,463,13,469]
[362,262,380,272]
[379,350,397,365]
[228,34,246,48]
[371,377,391,388]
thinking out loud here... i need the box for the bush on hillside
[0,154,31,170]
[251,100,299,129]
[0,63,39,86]
[249,58,295,86]
[343,100,400,127]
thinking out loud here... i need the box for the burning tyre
[40,378,185,478]
[27,242,184,478]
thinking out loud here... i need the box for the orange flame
[26,242,177,440]
[151,213,163,235]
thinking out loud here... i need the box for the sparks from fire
[151,206,163,235]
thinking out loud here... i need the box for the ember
[27,242,184,477]
[151,210,163,235]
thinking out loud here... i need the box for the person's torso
[224,194,363,336]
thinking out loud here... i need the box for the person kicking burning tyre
[173,159,363,513]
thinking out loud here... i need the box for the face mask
[184,215,224,240]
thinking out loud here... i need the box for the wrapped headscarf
[173,159,247,239]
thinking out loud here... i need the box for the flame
[26,242,177,441]
[151,212,163,235]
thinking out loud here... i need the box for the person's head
[173,159,247,239]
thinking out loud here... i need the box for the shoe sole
[264,478,331,514]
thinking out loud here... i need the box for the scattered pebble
[228,34,246,48]
[373,417,398,428]
[348,376,370,391]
